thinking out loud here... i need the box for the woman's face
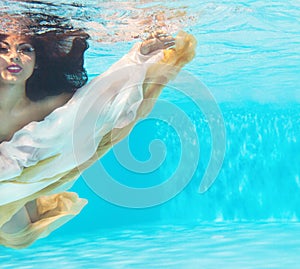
[0,35,36,87]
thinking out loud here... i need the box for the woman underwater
[0,13,196,248]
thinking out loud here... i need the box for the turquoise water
[1,0,300,268]
[1,223,300,268]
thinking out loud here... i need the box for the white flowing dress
[0,31,196,249]
[0,43,163,204]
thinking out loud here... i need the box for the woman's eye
[18,44,35,54]
[0,47,9,54]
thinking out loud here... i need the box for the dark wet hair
[0,13,90,101]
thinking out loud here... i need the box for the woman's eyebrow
[0,41,33,47]
[18,42,32,46]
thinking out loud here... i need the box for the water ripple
[1,223,300,268]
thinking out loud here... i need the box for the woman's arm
[0,31,196,186]
[0,31,196,249]
[0,34,172,184]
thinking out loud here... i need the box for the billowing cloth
[0,31,196,249]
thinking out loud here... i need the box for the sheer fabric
[0,31,196,249]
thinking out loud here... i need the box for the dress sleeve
[0,32,196,249]
[0,42,163,184]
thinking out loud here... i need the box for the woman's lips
[7,65,23,73]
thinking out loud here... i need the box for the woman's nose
[8,48,21,62]
[10,56,20,62]
[10,51,20,62]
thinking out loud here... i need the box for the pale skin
[0,31,174,233]
[0,35,73,143]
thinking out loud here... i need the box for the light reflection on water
[1,223,299,268]
[1,1,299,102]
[0,0,196,42]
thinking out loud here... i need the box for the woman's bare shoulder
[37,92,73,113]
[0,93,73,142]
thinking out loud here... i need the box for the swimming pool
[0,0,299,268]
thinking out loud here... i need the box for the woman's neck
[0,83,30,112]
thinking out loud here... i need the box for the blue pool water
[1,223,300,268]
[1,0,300,268]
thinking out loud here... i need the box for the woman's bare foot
[140,30,175,55]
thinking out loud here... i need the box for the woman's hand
[140,30,175,55]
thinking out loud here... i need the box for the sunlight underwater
[0,0,300,268]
